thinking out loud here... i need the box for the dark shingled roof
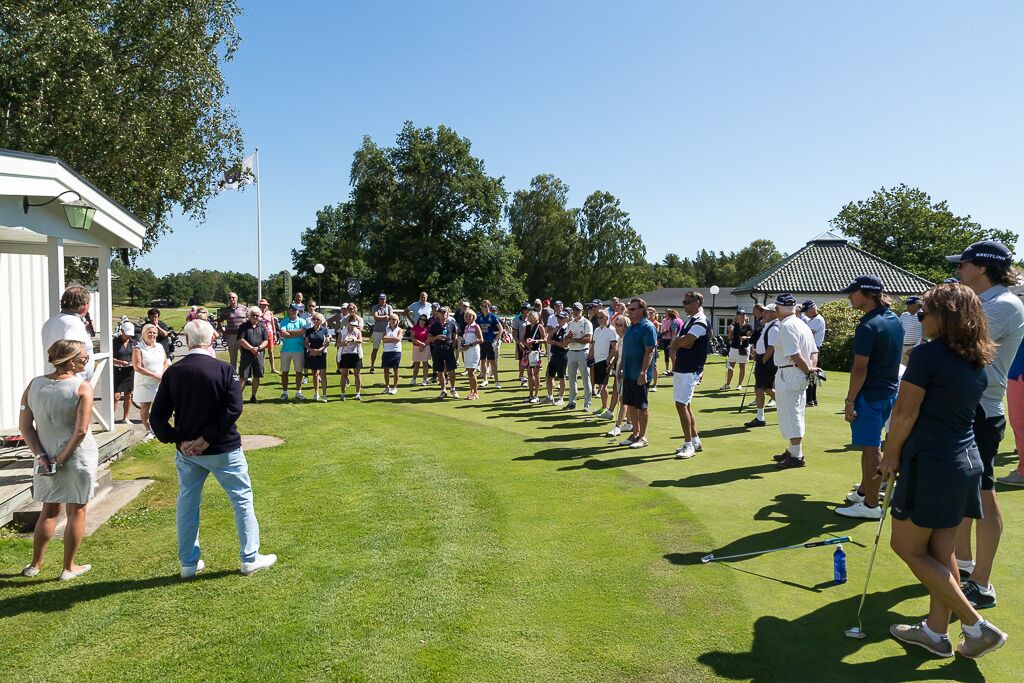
[732,232,934,295]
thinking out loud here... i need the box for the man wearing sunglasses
[669,291,711,459]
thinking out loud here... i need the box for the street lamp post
[314,263,325,302]
[709,285,720,336]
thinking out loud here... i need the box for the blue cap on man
[946,240,1013,265]
[775,293,797,307]
[840,275,883,294]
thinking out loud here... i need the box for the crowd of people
[15,238,1024,660]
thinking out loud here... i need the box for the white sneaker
[845,490,866,505]
[628,438,648,449]
[58,564,92,581]
[650,386,658,392]
[553,398,564,406]
[241,553,277,576]
[389,388,397,395]
[420,380,429,386]
[619,436,637,446]
[529,396,539,404]
[623,422,634,432]
[302,376,309,385]
[295,391,306,401]
[675,444,697,459]
[735,385,743,390]
[409,379,418,386]
[481,380,489,387]
[354,394,361,401]
[495,383,502,389]
[181,559,206,579]
[606,426,622,437]
[439,391,448,399]
[319,395,328,403]
[599,410,614,419]
[21,565,40,577]
[280,391,289,401]
[835,501,882,519]
[314,392,321,401]
[766,399,776,408]
[719,383,731,390]
[381,387,390,394]
[451,391,460,399]
[693,440,703,452]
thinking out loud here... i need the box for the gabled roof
[732,233,933,295]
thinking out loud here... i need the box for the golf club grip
[802,536,851,549]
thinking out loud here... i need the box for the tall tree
[573,191,652,301]
[0,0,245,248]
[734,239,784,283]
[291,202,372,306]
[506,174,579,299]
[830,185,1017,283]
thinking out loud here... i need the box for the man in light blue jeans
[151,320,277,579]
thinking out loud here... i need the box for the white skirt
[463,346,481,370]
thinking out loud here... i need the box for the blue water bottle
[833,544,847,584]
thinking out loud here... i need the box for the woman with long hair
[20,340,98,581]
[132,323,169,439]
[336,316,363,400]
[521,311,546,403]
[410,314,432,385]
[881,283,1007,659]
[461,309,483,400]
[660,308,682,376]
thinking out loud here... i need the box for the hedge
[816,300,906,372]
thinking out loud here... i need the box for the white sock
[684,440,693,448]
[956,559,976,572]
[963,620,985,638]
[693,436,701,445]
[756,408,765,421]
[789,444,803,459]
[921,621,945,642]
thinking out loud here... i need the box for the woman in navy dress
[881,283,1006,659]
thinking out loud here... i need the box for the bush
[817,299,906,371]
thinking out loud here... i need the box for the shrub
[817,299,907,372]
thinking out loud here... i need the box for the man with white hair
[217,292,248,371]
[771,294,818,469]
[150,320,277,579]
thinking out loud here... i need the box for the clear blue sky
[137,0,1024,279]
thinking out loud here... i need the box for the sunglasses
[627,306,640,312]
[917,310,928,321]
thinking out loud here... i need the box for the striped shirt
[899,311,922,346]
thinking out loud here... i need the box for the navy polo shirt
[852,306,904,401]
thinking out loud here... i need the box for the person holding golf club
[771,294,817,469]
[948,240,1024,610]
[670,290,710,459]
[745,303,778,428]
[880,283,1007,659]
[835,275,904,520]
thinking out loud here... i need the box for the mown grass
[1,351,1020,682]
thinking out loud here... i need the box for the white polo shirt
[41,311,94,378]
[803,315,826,350]
[592,325,618,362]
[755,319,779,355]
[566,317,594,352]
[776,314,817,367]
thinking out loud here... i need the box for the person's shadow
[699,585,984,682]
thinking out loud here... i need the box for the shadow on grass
[0,570,236,618]
[698,585,984,682]
[559,453,676,471]
[650,463,779,489]
[698,425,755,438]
[514,444,620,462]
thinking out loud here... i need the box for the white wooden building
[0,149,147,433]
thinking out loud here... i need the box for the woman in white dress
[20,339,99,581]
[133,324,169,439]
[461,309,483,400]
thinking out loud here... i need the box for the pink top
[412,324,430,344]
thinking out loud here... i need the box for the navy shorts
[973,405,1006,491]
[338,353,359,369]
[851,394,896,448]
[621,378,649,410]
[547,354,567,379]
[593,360,610,386]
[481,341,496,361]
[753,356,777,390]
[382,351,401,369]
[432,347,457,373]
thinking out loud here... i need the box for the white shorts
[728,348,749,365]
[371,331,385,349]
[673,371,700,405]
[280,351,304,373]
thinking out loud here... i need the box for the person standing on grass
[409,314,432,385]
[278,304,308,401]
[745,304,778,428]
[1001,336,1024,488]
[428,306,460,399]
[381,313,404,395]
[646,307,661,392]
[258,298,279,374]
[133,324,170,439]
[565,302,595,411]
[20,340,98,581]
[591,309,619,418]
[336,317,363,400]
[304,313,329,403]
[618,298,657,449]
[236,308,268,405]
[522,311,545,403]
[669,291,711,459]
[461,310,483,400]
[947,240,1024,610]
[900,296,924,364]
[605,316,631,436]
[112,321,137,424]
[146,308,174,358]
[512,303,531,386]
[799,301,826,407]
[478,300,504,389]
[659,308,683,377]
[881,284,1008,660]
[42,286,94,379]
[217,292,248,372]
[150,320,277,580]
[544,310,570,405]
[721,310,753,390]
[369,293,393,374]
[406,291,432,328]
[834,276,904,519]
[770,294,818,470]
[546,300,564,335]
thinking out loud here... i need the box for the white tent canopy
[0,148,147,432]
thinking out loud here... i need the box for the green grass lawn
[1,350,1020,681]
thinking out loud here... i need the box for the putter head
[844,627,866,639]
[700,554,714,564]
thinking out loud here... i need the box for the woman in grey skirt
[19,339,99,581]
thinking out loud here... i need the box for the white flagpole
[255,147,263,301]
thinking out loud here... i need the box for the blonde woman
[461,309,483,399]
[521,311,546,403]
[20,340,98,581]
[304,312,329,402]
[133,323,169,439]
[336,316,363,400]
[381,313,404,395]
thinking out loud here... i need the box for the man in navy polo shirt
[619,297,658,449]
[835,275,904,519]
[670,290,711,459]
[949,240,1024,609]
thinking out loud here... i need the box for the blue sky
[138,0,1024,279]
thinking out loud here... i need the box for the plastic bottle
[833,544,847,584]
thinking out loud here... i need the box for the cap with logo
[801,300,816,312]
[775,293,797,307]
[554,300,564,307]
[289,303,300,311]
[840,275,884,294]
[946,240,1013,266]
[589,299,603,307]
[520,302,533,310]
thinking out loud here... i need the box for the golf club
[702,535,851,564]
[736,384,749,413]
[844,474,897,639]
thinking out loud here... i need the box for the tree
[734,239,784,284]
[128,267,159,306]
[506,174,579,298]
[830,185,1017,283]
[291,202,372,306]
[573,191,652,301]
[0,0,245,248]
[693,250,736,287]
[262,270,292,312]
[157,273,192,306]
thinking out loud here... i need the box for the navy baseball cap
[801,300,816,312]
[520,302,533,310]
[289,303,300,311]
[556,310,569,319]
[905,296,922,305]
[775,293,797,307]
[946,240,1013,266]
[840,275,883,294]
[554,300,564,307]
[943,277,960,284]
[589,299,603,307]
[735,308,746,315]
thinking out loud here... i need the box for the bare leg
[281,371,290,391]
[250,376,261,399]
[62,503,88,572]
[636,407,649,440]
[964,491,1002,586]
[860,446,883,507]
[29,502,62,569]
[140,402,152,431]
[736,363,747,387]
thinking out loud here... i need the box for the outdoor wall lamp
[23,190,98,230]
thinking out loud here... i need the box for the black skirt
[890,446,983,529]
[114,367,134,393]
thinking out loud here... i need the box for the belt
[776,364,794,369]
